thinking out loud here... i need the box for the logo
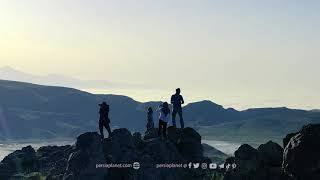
[201,163,207,169]
[133,162,140,170]
[209,163,217,170]
[193,163,200,169]
[188,162,192,169]
[232,163,237,169]
[183,164,188,168]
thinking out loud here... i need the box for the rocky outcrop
[283,133,298,148]
[283,124,320,180]
[0,127,212,180]
[258,141,283,167]
[38,145,74,179]
[3,123,319,180]
[64,132,107,180]
[224,123,320,180]
[0,146,38,179]
[177,127,203,162]
[0,144,73,180]
[224,142,284,180]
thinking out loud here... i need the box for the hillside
[0,79,320,144]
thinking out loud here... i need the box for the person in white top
[157,102,171,138]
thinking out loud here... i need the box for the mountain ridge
[0,79,319,144]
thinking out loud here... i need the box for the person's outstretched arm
[157,105,162,112]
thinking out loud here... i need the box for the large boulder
[258,141,283,167]
[101,128,139,180]
[0,145,39,179]
[225,142,284,180]
[224,144,259,180]
[167,126,182,144]
[37,145,74,179]
[63,132,106,180]
[136,139,187,180]
[234,144,259,173]
[177,127,203,161]
[283,124,320,180]
[104,128,138,162]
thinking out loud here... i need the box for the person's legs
[99,120,104,139]
[172,109,177,128]
[163,122,167,138]
[158,120,162,137]
[178,108,184,129]
[105,123,112,138]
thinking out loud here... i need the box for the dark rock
[283,124,320,180]
[64,132,106,180]
[0,145,39,179]
[258,141,283,167]
[37,145,74,177]
[1,127,212,180]
[75,132,99,149]
[177,127,203,161]
[133,132,145,150]
[283,132,298,148]
[234,144,258,173]
[142,138,183,163]
[143,128,158,140]
[225,143,285,180]
[107,128,137,162]
[167,126,182,144]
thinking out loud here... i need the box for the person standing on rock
[98,101,112,139]
[171,88,184,129]
[146,107,154,130]
[157,102,171,138]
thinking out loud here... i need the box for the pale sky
[0,0,319,110]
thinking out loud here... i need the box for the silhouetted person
[99,101,112,139]
[157,102,171,138]
[146,107,154,130]
[171,88,184,128]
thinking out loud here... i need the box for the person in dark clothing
[99,101,112,139]
[157,102,170,138]
[171,88,184,129]
[146,107,154,130]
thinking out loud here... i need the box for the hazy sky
[0,0,319,110]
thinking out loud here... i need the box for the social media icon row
[187,163,213,169]
[186,163,236,170]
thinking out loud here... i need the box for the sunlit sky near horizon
[0,0,319,110]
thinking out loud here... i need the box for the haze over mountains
[0,79,319,144]
[0,66,139,90]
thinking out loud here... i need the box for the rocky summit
[223,123,320,180]
[282,124,320,180]
[0,127,212,180]
[1,124,319,180]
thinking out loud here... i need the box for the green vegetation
[10,172,46,180]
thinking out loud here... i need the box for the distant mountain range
[0,66,140,89]
[0,79,319,144]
